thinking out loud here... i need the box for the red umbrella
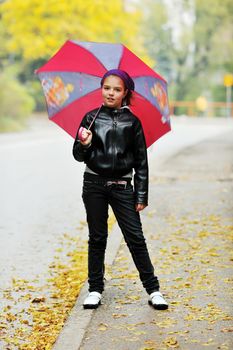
[36,40,171,147]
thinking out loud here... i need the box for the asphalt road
[0,115,232,291]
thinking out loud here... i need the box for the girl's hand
[79,127,92,146]
[135,203,147,212]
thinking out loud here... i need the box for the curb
[52,223,122,350]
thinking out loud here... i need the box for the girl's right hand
[79,127,92,146]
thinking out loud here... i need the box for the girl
[73,69,168,310]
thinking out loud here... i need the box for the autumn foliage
[0,0,145,61]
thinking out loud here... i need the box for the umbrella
[35,40,170,147]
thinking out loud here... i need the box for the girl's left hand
[135,203,147,212]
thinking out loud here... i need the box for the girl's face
[101,75,128,109]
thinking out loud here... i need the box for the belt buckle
[117,181,127,189]
[106,180,127,189]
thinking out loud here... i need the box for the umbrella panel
[131,92,170,148]
[36,41,107,75]
[38,72,101,117]
[50,89,102,138]
[73,41,124,71]
[134,76,169,120]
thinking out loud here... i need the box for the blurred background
[0,0,232,133]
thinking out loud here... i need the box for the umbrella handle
[78,105,102,141]
[87,105,102,130]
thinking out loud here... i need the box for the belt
[84,172,132,188]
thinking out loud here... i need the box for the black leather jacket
[73,105,148,205]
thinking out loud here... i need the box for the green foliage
[193,0,233,74]
[211,85,227,102]
[141,0,174,79]
[28,79,46,111]
[0,67,35,132]
[18,59,47,110]
[141,0,233,105]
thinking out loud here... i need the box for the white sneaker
[148,291,168,310]
[83,292,102,309]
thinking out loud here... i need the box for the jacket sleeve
[72,113,94,162]
[133,119,149,205]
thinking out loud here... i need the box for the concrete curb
[52,223,122,350]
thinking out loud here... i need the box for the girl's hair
[100,69,134,106]
[123,90,133,106]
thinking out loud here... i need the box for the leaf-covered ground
[0,215,115,350]
[79,214,232,350]
[0,227,87,350]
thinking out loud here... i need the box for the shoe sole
[148,300,168,310]
[83,301,101,309]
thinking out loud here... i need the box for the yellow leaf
[0,323,7,329]
[221,328,233,333]
[98,323,108,331]
[112,313,128,319]
[163,337,179,348]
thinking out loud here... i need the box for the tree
[0,0,145,61]
[141,0,174,80]
[141,0,233,102]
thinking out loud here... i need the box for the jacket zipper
[112,113,118,172]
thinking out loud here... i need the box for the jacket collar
[101,104,131,114]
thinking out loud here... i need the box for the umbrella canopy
[36,40,170,147]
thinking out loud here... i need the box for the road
[0,115,232,290]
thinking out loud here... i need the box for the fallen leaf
[221,328,233,333]
[112,313,128,319]
[31,296,46,303]
[163,336,179,348]
[98,323,108,331]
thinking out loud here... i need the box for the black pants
[82,173,160,295]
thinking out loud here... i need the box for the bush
[28,79,46,112]
[0,69,35,132]
[18,58,47,112]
